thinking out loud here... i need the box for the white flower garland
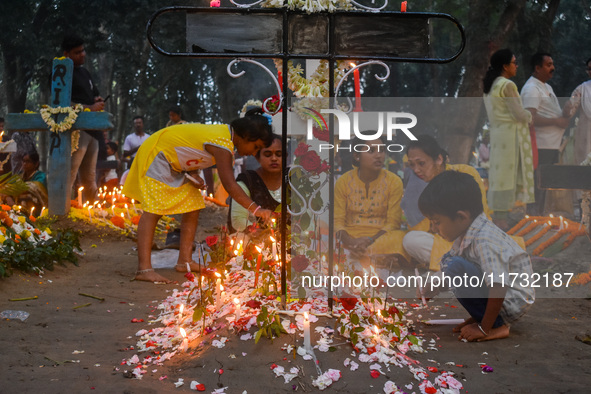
[39,104,83,133]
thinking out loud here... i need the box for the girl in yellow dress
[334,136,409,266]
[123,109,274,283]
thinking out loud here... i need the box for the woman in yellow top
[402,135,492,271]
[334,136,409,265]
[123,109,274,283]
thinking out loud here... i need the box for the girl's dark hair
[255,134,282,158]
[406,134,447,165]
[349,133,385,167]
[107,141,118,152]
[230,108,274,147]
[483,48,514,94]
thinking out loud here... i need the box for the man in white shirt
[123,116,150,169]
[521,52,570,215]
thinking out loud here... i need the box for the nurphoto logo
[303,108,418,152]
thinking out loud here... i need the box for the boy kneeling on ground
[418,171,535,342]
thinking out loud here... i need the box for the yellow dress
[409,164,524,270]
[122,123,233,215]
[334,169,409,260]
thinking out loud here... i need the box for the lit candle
[215,273,222,310]
[559,216,564,230]
[40,206,45,217]
[30,207,35,217]
[270,236,277,260]
[111,205,115,217]
[87,206,93,223]
[351,63,362,112]
[303,312,312,352]
[77,186,84,207]
[415,268,427,307]
[125,203,130,219]
[233,298,241,321]
[372,325,380,344]
[179,327,188,352]
[254,246,263,287]
[131,199,136,214]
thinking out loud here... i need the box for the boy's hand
[458,323,486,342]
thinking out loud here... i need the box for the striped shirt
[446,213,535,324]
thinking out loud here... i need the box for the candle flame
[234,250,239,256]
[270,236,276,242]
[350,62,356,68]
[303,311,309,321]
[215,272,222,278]
[373,325,379,334]
[78,186,84,191]
[233,298,240,305]
[220,285,224,291]
[230,239,235,246]
[255,246,262,253]
[120,213,124,218]
[549,213,554,218]
[179,304,184,315]
[180,327,187,338]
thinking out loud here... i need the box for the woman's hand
[255,208,273,226]
[185,171,206,190]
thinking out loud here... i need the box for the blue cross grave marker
[4,58,113,216]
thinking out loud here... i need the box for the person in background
[334,135,409,268]
[520,52,570,215]
[563,56,591,165]
[101,141,120,191]
[123,116,150,169]
[483,48,535,228]
[3,151,48,214]
[62,34,105,202]
[229,135,282,232]
[166,106,188,127]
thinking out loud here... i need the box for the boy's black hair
[61,34,85,52]
[133,115,143,121]
[169,106,182,115]
[418,170,483,219]
[106,141,118,152]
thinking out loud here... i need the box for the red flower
[294,142,310,157]
[427,366,439,373]
[312,125,330,142]
[299,151,322,173]
[110,216,126,229]
[388,306,399,316]
[205,235,219,247]
[185,272,195,281]
[291,255,310,272]
[246,300,262,309]
[370,370,380,378]
[338,297,358,311]
[195,384,206,391]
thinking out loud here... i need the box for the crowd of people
[1,36,590,343]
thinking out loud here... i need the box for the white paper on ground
[423,319,466,325]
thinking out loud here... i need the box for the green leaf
[254,329,263,344]
[350,313,360,325]
[353,326,365,333]
[328,346,337,352]
[407,334,419,346]
[193,308,203,322]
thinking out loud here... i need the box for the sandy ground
[1,208,590,394]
